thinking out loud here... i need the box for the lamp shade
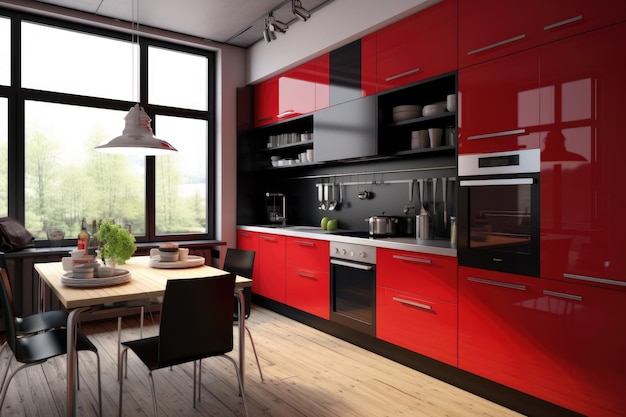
[95,104,177,155]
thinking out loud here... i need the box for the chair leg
[118,347,128,417]
[193,360,198,408]
[245,325,264,381]
[94,351,102,417]
[148,371,158,417]
[221,355,250,417]
[0,361,42,412]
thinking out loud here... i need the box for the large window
[2,10,215,244]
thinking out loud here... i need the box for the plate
[62,269,131,287]
[149,255,205,269]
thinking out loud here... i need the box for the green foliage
[95,220,136,265]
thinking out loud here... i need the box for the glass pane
[0,17,9,86]
[148,46,208,111]
[154,115,207,235]
[21,21,137,101]
[24,101,146,240]
[0,97,7,217]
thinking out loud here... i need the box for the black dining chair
[118,274,249,417]
[223,248,264,381]
[0,258,102,416]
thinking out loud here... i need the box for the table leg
[236,288,245,390]
[66,307,89,417]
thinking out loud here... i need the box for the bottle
[77,217,89,251]
[88,219,99,255]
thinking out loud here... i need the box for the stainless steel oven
[458,149,540,277]
[329,241,376,336]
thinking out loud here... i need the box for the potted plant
[95,220,136,265]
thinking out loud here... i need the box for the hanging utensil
[317,183,324,210]
[328,182,337,211]
[403,180,415,214]
[417,179,427,214]
[442,177,448,229]
[432,177,437,218]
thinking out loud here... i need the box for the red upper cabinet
[458,48,541,154]
[540,23,626,289]
[277,62,317,122]
[375,0,457,93]
[254,77,278,127]
[360,32,377,97]
[313,54,330,111]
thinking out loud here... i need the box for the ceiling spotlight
[263,16,277,43]
[292,0,311,21]
[268,12,289,34]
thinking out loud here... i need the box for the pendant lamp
[94,0,177,156]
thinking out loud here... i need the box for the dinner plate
[62,269,131,287]
[149,255,205,269]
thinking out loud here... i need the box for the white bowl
[392,105,422,122]
[270,155,281,161]
[271,160,279,167]
[393,105,422,113]
[422,101,447,117]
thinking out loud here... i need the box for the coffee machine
[266,193,286,225]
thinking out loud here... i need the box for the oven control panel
[330,242,376,263]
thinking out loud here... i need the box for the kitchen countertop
[238,225,457,258]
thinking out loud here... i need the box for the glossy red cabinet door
[236,230,259,292]
[527,279,626,417]
[277,62,316,121]
[540,23,626,288]
[360,32,377,97]
[286,237,329,271]
[377,287,457,366]
[313,54,330,111]
[376,0,457,93]
[257,233,286,302]
[458,47,541,154]
[458,267,537,392]
[285,237,329,319]
[254,77,279,127]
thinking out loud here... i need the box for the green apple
[320,216,330,230]
[326,219,338,231]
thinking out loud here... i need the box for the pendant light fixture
[95,0,177,155]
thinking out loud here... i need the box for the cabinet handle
[259,235,278,242]
[542,290,583,302]
[563,273,626,288]
[331,259,373,271]
[238,232,251,238]
[467,34,526,56]
[467,129,527,141]
[294,241,315,247]
[385,67,421,82]
[277,110,296,119]
[468,276,527,291]
[392,255,432,264]
[392,297,432,311]
[296,269,317,279]
[543,15,583,31]
[256,116,272,123]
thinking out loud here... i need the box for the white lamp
[95,104,177,155]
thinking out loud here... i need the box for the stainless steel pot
[366,214,398,237]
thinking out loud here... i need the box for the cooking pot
[366,214,398,237]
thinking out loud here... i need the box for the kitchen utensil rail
[291,165,456,180]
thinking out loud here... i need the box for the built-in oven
[458,149,540,277]
[329,241,376,336]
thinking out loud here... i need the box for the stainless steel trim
[392,255,432,264]
[543,15,583,31]
[331,259,373,271]
[542,290,583,302]
[294,240,316,247]
[468,276,527,291]
[564,273,626,287]
[392,297,432,310]
[467,34,526,55]
[385,67,421,82]
[467,129,527,140]
[460,178,534,186]
[458,149,540,176]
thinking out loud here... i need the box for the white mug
[178,248,189,261]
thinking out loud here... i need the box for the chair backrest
[223,248,255,318]
[0,254,18,354]
[157,274,236,368]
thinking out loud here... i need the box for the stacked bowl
[392,105,422,122]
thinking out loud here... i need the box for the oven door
[330,259,376,336]
[458,174,540,277]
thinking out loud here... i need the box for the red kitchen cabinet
[313,54,330,111]
[257,233,286,302]
[360,32,377,97]
[236,230,260,291]
[254,77,278,127]
[277,62,316,122]
[458,47,541,154]
[540,23,626,288]
[376,248,458,366]
[375,0,457,93]
[458,267,537,392]
[285,237,329,319]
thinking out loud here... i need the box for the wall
[246,0,440,84]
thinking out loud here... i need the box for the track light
[292,0,311,21]
[263,16,277,43]
[268,12,289,34]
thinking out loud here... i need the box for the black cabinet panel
[330,39,362,105]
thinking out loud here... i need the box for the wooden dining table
[34,255,252,417]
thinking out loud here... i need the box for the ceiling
[30,0,334,48]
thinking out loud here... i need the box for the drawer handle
[468,276,527,291]
[467,129,527,141]
[259,235,277,241]
[542,290,583,302]
[256,116,272,122]
[294,241,315,247]
[563,273,626,288]
[277,110,296,118]
[392,297,432,311]
[543,15,583,31]
[467,34,526,56]
[238,232,251,238]
[385,67,421,82]
[296,270,317,279]
[392,255,432,264]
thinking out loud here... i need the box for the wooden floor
[0,306,525,417]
